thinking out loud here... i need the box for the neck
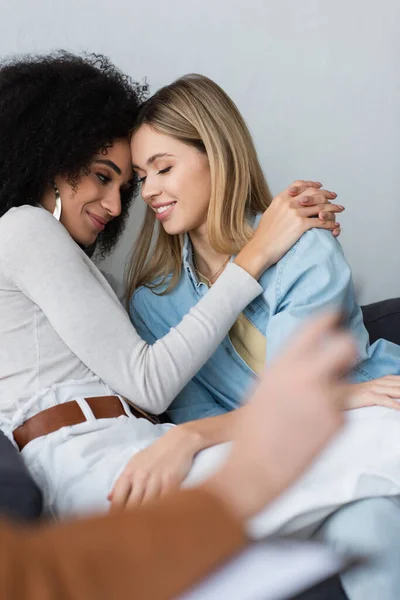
[189,223,230,282]
[40,184,57,214]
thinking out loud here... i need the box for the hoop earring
[52,182,62,221]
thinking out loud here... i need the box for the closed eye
[158,167,171,175]
[96,173,111,185]
[137,166,171,185]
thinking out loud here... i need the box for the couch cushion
[362,298,400,346]
[0,431,42,521]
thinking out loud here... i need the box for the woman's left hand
[346,376,400,410]
[108,427,198,512]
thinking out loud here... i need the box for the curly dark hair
[0,51,148,256]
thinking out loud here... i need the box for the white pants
[17,379,400,600]
[314,496,400,600]
[18,379,230,518]
[18,379,400,530]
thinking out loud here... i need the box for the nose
[141,177,161,204]
[101,187,122,218]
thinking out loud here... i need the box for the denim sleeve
[129,300,158,345]
[166,379,229,424]
[263,229,369,362]
[130,290,229,424]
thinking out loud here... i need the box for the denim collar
[182,234,203,291]
[182,233,194,270]
[182,213,260,291]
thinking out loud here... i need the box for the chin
[71,231,98,248]
[162,222,186,236]
[162,216,198,237]
[84,235,99,247]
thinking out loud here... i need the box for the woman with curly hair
[0,51,344,520]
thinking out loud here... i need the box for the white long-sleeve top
[0,206,262,428]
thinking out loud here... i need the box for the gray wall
[1,0,399,303]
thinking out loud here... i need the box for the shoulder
[132,276,171,300]
[258,227,351,307]
[0,205,70,249]
[275,229,352,304]
[0,205,82,273]
[130,271,183,311]
[290,227,344,258]
[253,211,343,262]
[0,205,56,231]
[282,228,346,272]
[255,215,347,290]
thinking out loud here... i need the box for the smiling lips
[87,212,108,231]
[152,201,177,220]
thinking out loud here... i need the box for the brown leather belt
[13,395,159,451]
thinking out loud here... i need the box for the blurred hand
[203,312,357,520]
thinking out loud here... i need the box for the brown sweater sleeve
[0,489,248,600]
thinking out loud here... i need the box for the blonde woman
[124,74,400,600]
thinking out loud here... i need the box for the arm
[131,303,229,422]
[263,228,364,362]
[114,229,368,507]
[262,229,400,409]
[112,312,355,514]
[109,409,240,509]
[0,206,262,415]
[179,409,242,448]
[127,182,344,418]
[0,489,248,600]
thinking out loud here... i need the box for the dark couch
[361,298,400,346]
[0,432,42,521]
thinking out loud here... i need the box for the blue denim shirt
[130,222,400,424]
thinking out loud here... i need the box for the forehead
[96,139,132,177]
[131,125,189,166]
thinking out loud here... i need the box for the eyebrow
[132,153,175,170]
[94,159,122,176]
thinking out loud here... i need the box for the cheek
[59,178,96,208]
[176,168,211,211]
[192,173,211,213]
[59,183,101,233]
[74,182,100,213]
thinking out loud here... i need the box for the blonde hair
[126,73,273,301]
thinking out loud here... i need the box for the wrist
[234,242,272,280]
[167,423,205,455]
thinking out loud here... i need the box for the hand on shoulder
[234,180,344,280]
